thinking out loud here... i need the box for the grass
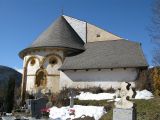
[74,97,160,120]
[135,97,160,120]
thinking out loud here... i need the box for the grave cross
[115,82,136,109]
[113,82,137,120]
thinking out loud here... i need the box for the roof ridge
[62,15,87,23]
[62,16,85,44]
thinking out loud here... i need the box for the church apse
[22,50,63,96]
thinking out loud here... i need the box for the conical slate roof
[19,16,85,58]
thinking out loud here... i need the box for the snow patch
[76,92,115,100]
[135,90,154,100]
[49,105,105,120]
[76,90,153,101]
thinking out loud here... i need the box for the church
[19,15,148,98]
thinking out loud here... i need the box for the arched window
[49,57,57,66]
[35,70,47,87]
[30,58,36,66]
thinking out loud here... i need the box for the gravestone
[31,97,48,118]
[69,90,75,108]
[45,89,53,108]
[25,99,32,114]
[113,82,136,120]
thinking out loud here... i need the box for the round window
[30,59,36,66]
[49,57,57,65]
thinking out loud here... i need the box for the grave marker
[113,82,136,120]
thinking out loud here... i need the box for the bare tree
[150,0,160,65]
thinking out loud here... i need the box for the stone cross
[115,82,136,109]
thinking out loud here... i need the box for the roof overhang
[19,46,85,59]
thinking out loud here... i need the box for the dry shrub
[84,87,103,94]
[149,67,160,96]
[59,87,104,95]
[74,86,110,94]
[51,89,70,107]
[135,67,160,96]
[104,87,115,93]
[135,69,151,91]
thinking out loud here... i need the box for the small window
[30,59,36,66]
[49,57,57,65]
[96,34,100,37]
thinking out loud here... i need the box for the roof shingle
[60,40,148,70]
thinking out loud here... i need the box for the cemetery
[1,77,159,120]
[0,1,160,120]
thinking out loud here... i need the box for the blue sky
[0,0,153,69]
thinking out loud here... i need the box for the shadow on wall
[62,68,138,82]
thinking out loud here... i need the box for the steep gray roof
[60,40,148,70]
[19,16,84,58]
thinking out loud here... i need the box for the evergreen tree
[4,76,15,113]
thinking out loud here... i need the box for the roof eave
[19,46,85,59]
[59,65,148,71]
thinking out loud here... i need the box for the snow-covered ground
[76,89,153,100]
[49,105,105,120]
[49,90,153,120]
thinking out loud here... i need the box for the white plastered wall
[60,68,138,90]
[87,23,122,42]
